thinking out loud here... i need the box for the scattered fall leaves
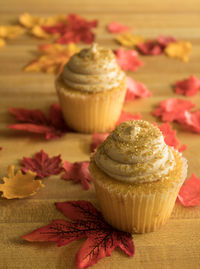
[42,14,98,44]
[22,200,134,269]
[107,21,130,33]
[0,25,25,40]
[0,165,43,199]
[21,150,62,178]
[153,99,200,134]
[19,13,66,39]
[138,40,163,55]
[137,36,176,55]
[157,35,177,48]
[62,161,92,190]
[174,75,200,96]
[125,76,152,101]
[24,43,79,74]
[0,25,25,47]
[19,13,46,29]
[177,174,200,207]
[9,103,68,140]
[152,98,195,122]
[115,47,143,71]
[165,41,192,62]
[178,110,200,134]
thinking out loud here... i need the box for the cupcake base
[89,150,187,233]
[56,77,127,134]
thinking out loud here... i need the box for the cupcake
[89,120,187,233]
[56,43,127,133]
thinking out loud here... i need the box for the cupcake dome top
[61,43,125,92]
[94,120,176,183]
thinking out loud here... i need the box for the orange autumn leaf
[0,25,25,40]
[0,165,44,199]
[24,43,79,74]
[165,41,192,62]
[115,33,145,48]
[0,38,6,48]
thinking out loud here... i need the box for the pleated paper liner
[89,150,187,233]
[56,77,126,133]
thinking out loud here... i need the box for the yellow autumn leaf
[0,25,25,40]
[0,38,6,48]
[19,13,66,28]
[24,43,79,74]
[42,14,67,27]
[165,41,192,62]
[19,13,45,29]
[0,165,44,199]
[115,33,145,48]
[19,13,66,38]
[31,25,50,39]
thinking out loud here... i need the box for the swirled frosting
[94,120,176,183]
[62,43,125,93]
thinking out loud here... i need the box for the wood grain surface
[0,0,200,268]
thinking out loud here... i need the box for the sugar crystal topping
[61,43,126,92]
[94,120,177,183]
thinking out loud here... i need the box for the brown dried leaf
[0,165,44,199]
[165,41,192,62]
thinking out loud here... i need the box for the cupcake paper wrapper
[90,152,187,233]
[56,78,126,133]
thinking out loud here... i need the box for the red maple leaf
[125,76,152,101]
[152,98,195,122]
[157,35,177,48]
[8,104,68,140]
[177,110,200,133]
[21,150,63,178]
[107,21,130,33]
[157,122,187,152]
[43,14,98,44]
[90,133,109,152]
[22,201,134,269]
[116,110,141,126]
[137,40,163,55]
[115,47,143,71]
[62,161,92,190]
[177,174,200,206]
[174,75,200,96]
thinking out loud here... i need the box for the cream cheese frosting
[94,120,176,183]
[62,43,125,93]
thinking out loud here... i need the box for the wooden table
[0,0,200,268]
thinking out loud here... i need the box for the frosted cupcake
[89,120,187,233]
[56,43,127,133]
